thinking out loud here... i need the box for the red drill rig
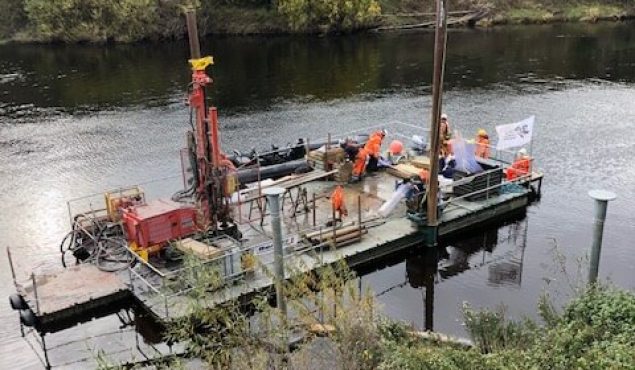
[120,9,238,254]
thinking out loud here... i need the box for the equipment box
[452,163,503,201]
[122,199,197,248]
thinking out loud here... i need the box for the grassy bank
[100,255,635,370]
[0,1,634,43]
[482,2,634,26]
[379,1,635,29]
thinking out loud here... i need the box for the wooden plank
[174,238,223,260]
[386,163,422,179]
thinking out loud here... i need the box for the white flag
[495,116,535,151]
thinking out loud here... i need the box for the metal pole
[184,9,201,60]
[587,190,616,285]
[332,205,337,248]
[7,247,17,285]
[312,193,316,227]
[358,194,362,234]
[426,0,449,226]
[263,187,287,317]
[31,273,40,315]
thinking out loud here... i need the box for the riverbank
[1,1,634,44]
[379,1,635,31]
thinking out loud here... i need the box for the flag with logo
[495,116,535,151]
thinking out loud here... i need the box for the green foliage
[277,0,382,32]
[0,0,27,40]
[384,286,635,370]
[463,304,538,353]
[23,0,170,42]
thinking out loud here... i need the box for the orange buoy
[389,140,404,155]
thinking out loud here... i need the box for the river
[1,22,634,368]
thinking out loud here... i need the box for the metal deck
[131,171,533,322]
[18,264,131,332]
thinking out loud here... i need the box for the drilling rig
[118,8,239,256]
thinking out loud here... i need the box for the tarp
[496,116,535,151]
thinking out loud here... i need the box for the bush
[23,0,185,42]
[277,0,382,32]
[379,286,635,370]
[0,0,27,40]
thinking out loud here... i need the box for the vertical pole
[31,273,40,315]
[185,9,201,60]
[264,187,287,317]
[312,193,317,227]
[332,206,337,248]
[326,133,332,172]
[587,190,616,285]
[427,0,449,227]
[42,334,51,370]
[357,194,362,233]
[7,247,17,285]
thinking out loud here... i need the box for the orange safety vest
[331,185,348,216]
[475,137,490,159]
[419,168,430,182]
[506,157,531,180]
[352,148,368,176]
[364,133,382,158]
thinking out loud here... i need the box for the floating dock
[128,170,539,322]
[7,144,543,369]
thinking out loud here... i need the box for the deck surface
[134,171,531,321]
[23,265,128,318]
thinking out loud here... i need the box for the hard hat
[441,113,448,120]
[518,148,528,156]
[380,129,388,137]
[389,140,404,155]
[477,129,487,137]
[419,169,430,182]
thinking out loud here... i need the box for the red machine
[121,199,197,249]
[120,9,236,253]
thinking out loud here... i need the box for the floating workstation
[6,8,543,369]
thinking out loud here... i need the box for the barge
[5,8,543,369]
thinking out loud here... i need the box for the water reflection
[369,216,530,332]
[2,22,634,123]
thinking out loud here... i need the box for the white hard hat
[518,148,528,156]
[441,113,448,120]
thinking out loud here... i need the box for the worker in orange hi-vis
[364,129,386,172]
[351,147,368,182]
[474,129,490,159]
[331,185,348,218]
[219,153,237,170]
[506,148,532,181]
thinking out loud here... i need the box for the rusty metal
[185,9,201,60]
[426,0,449,226]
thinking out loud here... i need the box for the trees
[277,0,382,32]
[23,0,163,42]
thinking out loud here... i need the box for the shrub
[277,0,382,32]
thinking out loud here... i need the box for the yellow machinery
[104,186,145,222]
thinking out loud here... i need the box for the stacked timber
[334,161,353,182]
[386,163,422,179]
[307,147,345,172]
[410,156,431,169]
[303,224,367,248]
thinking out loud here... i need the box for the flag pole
[426,0,449,228]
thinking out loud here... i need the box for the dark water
[2,22,635,368]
